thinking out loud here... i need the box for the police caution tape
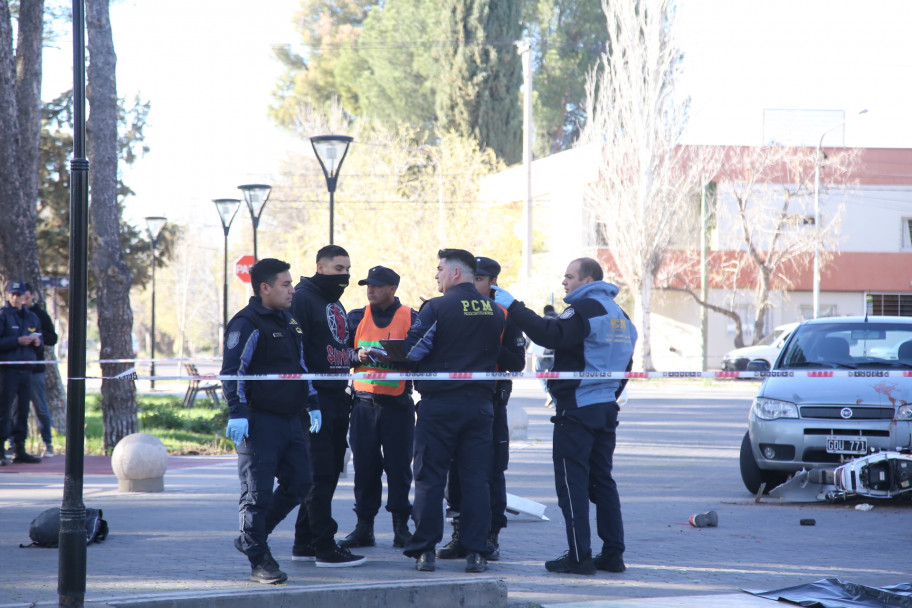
[74,369,912,381]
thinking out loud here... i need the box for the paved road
[1,381,909,607]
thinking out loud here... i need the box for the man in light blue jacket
[494,257,637,576]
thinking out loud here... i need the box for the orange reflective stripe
[352,304,413,396]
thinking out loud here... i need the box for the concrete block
[111,433,169,493]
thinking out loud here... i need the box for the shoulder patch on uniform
[226,331,240,349]
[559,308,575,320]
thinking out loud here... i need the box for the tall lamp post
[812,109,867,318]
[238,184,271,261]
[214,199,241,345]
[310,135,353,245]
[144,216,167,389]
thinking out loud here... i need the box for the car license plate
[826,436,867,455]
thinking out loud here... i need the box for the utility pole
[517,39,533,282]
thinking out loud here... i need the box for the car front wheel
[740,431,788,494]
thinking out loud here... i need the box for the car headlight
[897,405,912,421]
[752,397,798,420]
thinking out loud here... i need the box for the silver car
[740,316,912,494]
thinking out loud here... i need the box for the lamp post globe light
[310,134,353,245]
[238,184,272,261]
[812,109,867,319]
[144,216,167,389]
[214,198,242,344]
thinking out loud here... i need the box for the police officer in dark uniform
[493,257,637,576]
[338,265,417,549]
[222,258,318,584]
[271,245,366,567]
[437,256,525,562]
[0,281,44,465]
[400,248,506,574]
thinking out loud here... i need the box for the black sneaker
[13,451,42,464]
[416,551,435,572]
[250,556,287,584]
[594,552,626,572]
[465,552,487,573]
[0,457,8,467]
[291,542,316,562]
[314,544,366,568]
[436,538,466,559]
[545,551,596,575]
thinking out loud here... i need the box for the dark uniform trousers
[403,392,494,557]
[552,401,624,562]
[349,393,415,518]
[272,389,351,552]
[444,390,509,531]
[3,369,33,448]
[239,409,312,564]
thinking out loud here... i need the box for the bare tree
[689,145,856,344]
[579,0,719,370]
[87,0,138,450]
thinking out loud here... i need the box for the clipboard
[379,339,408,361]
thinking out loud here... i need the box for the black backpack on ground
[20,507,109,548]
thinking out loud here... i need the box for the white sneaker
[43,444,55,458]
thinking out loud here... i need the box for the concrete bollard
[111,433,169,493]
[507,401,528,440]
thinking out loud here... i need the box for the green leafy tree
[523,0,607,155]
[37,89,174,320]
[435,0,522,164]
[270,0,376,128]
[339,0,441,137]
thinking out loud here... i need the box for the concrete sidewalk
[0,384,845,607]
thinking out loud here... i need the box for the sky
[40,0,912,230]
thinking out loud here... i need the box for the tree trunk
[753,267,772,344]
[0,0,43,285]
[87,0,138,451]
[635,275,655,371]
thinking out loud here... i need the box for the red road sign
[235,255,255,284]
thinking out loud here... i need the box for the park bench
[182,363,221,407]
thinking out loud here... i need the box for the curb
[22,578,507,608]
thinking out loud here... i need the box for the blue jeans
[30,372,53,445]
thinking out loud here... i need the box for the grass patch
[75,394,234,455]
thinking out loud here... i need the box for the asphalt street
[1,381,909,607]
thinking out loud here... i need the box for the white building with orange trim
[480,146,912,370]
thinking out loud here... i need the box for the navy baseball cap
[358,266,400,286]
[474,257,501,277]
[7,281,26,295]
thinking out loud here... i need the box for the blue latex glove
[491,285,515,308]
[225,418,248,446]
[308,410,323,434]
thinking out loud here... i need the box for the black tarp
[744,579,912,608]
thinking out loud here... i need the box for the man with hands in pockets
[221,258,321,584]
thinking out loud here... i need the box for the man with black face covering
[271,245,366,567]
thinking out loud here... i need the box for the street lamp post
[144,216,167,389]
[214,199,242,345]
[238,184,272,261]
[812,109,867,318]
[310,135,353,245]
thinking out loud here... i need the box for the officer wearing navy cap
[338,266,417,550]
[437,256,526,562]
[0,281,43,465]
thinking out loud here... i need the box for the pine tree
[436,0,522,165]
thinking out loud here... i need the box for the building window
[903,218,912,250]
[866,293,912,317]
